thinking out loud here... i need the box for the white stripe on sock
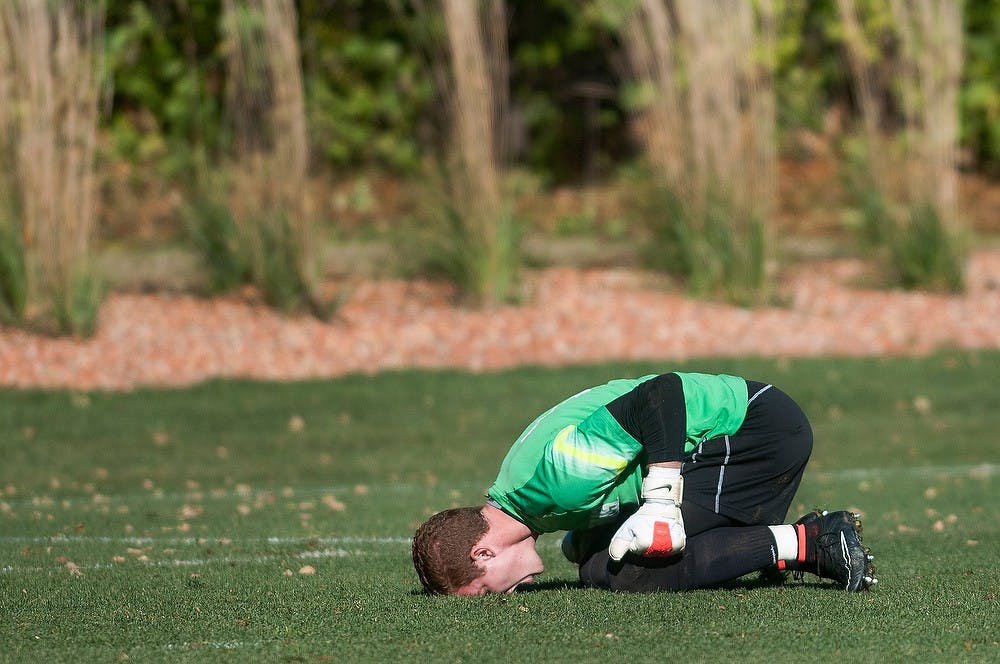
[768,524,798,561]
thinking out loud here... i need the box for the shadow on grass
[406,574,844,597]
[719,572,849,592]
[406,578,579,597]
[522,574,843,594]
[518,579,579,593]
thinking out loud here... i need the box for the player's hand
[608,465,686,561]
[608,500,686,560]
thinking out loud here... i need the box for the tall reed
[0,12,11,176]
[213,0,319,313]
[0,0,106,335]
[617,0,777,304]
[394,0,518,306]
[837,0,965,291]
[889,0,962,225]
[0,14,24,324]
[429,0,518,306]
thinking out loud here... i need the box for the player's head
[412,506,544,595]
[412,506,490,594]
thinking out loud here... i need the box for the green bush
[99,0,1000,186]
[403,204,524,307]
[638,181,769,307]
[303,23,430,172]
[962,0,1000,173]
[248,210,320,315]
[842,138,967,294]
[773,2,838,137]
[397,171,525,307]
[889,203,966,293]
[851,184,966,293]
[183,194,248,294]
[105,0,225,177]
[185,192,326,315]
[0,216,27,325]
[49,262,105,338]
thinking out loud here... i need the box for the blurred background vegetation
[0,0,997,334]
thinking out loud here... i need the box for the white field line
[162,640,265,652]
[817,463,997,481]
[1,545,383,575]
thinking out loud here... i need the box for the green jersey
[486,372,749,533]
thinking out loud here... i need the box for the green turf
[1,353,998,662]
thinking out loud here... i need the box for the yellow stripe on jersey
[553,425,628,473]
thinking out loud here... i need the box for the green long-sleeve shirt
[486,372,748,532]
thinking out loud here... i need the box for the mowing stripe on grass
[0,535,416,576]
[0,536,578,576]
[0,535,413,546]
[2,463,994,507]
[818,462,996,480]
[0,482,489,507]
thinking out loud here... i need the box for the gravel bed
[2,251,999,391]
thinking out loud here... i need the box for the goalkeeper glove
[608,466,686,561]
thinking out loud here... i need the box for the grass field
[1,354,998,662]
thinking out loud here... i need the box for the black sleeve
[605,373,686,464]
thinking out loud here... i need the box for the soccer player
[411,372,877,595]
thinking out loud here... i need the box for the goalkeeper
[412,372,877,595]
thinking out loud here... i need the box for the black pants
[578,382,813,592]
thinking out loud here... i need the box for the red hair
[412,506,489,594]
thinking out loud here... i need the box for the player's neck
[481,503,535,545]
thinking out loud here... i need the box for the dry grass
[838,0,962,221]
[442,0,502,217]
[441,0,517,305]
[837,0,965,290]
[684,0,776,222]
[218,0,318,312]
[0,9,11,165]
[889,0,962,224]
[620,0,685,187]
[0,0,106,334]
[0,11,13,213]
[624,0,777,220]
[837,0,891,191]
[616,0,777,302]
[400,0,518,306]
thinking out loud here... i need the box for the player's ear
[470,545,495,562]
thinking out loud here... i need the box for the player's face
[455,535,544,595]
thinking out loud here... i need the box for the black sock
[579,526,777,592]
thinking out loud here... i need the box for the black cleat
[787,509,877,592]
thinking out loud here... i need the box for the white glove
[608,466,686,561]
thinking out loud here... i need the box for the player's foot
[782,509,877,592]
